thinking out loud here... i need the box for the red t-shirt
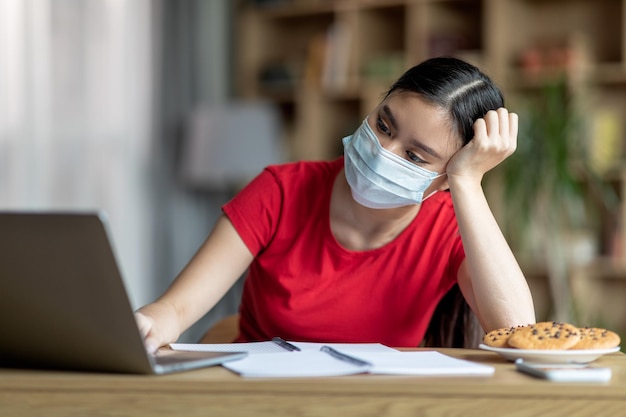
[222,158,465,347]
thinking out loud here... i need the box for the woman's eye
[406,151,425,164]
[376,117,391,136]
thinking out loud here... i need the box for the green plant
[495,77,618,321]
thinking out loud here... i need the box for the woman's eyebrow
[382,104,442,160]
[411,138,442,160]
[382,104,399,131]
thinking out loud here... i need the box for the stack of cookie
[483,321,621,350]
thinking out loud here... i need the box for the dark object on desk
[320,345,372,367]
[272,337,301,351]
[0,212,247,374]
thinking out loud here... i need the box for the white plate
[479,344,621,364]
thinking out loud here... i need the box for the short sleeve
[222,168,283,256]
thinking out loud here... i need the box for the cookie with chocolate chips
[570,327,621,350]
[507,321,581,350]
[483,326,519,348]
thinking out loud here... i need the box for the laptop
[0,211,247,374]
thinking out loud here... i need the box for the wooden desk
[1,349,625,417]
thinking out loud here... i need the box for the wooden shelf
[235,0,486,161]
[594,62,626,85]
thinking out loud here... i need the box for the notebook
[0,211,246,374]
[170,341,494,378]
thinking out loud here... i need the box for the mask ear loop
[421,190,438,201]
[421,173,447,202]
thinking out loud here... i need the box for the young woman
[136,57,536,352]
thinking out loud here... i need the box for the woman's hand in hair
[445,107,518,185]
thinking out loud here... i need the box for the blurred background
[2,0,626,343]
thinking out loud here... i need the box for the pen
[320,345,371,367]
[271,337,301,351]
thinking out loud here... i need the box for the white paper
[169,341,397,354]
[223,351,368,377]
[171,342,494,378]
[356,351,495,376]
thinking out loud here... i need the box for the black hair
[385,56,505,146]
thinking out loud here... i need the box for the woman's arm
[446,108,536,331]
[136,214,254,352]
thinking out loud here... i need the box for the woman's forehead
[378,92,463,153]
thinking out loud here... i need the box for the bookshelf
[233,0,626,334]
[235,0,486,161]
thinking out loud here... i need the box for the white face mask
[342,118,445,209]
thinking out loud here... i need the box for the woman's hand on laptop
[135,311,157,354]
[134,301,183,354]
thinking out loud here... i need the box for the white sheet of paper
[218,348,494,378]
[222,350,368,377]
[169,341,397,354]
[356,351,495,376]
[170,342,494,378]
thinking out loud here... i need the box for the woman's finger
[509,112,519,141]
[473,117,487,141]
[484,109,499,138]
[497,108,509,138]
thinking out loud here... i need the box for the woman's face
[367,91,462,196]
